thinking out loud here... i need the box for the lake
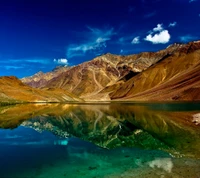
[0,102,200,178]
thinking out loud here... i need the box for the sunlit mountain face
[0,41,199,103]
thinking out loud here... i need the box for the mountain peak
[20,40,200,102]
[167,42,183,49]
[52,65,70,72]
[35,71,44,76]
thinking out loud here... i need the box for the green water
[0,103,200,177]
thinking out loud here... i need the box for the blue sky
[0,0,199,78]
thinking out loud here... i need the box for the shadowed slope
[109,41,200,101]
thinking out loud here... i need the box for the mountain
[0,76,81,104]
[21,41,195,101]
[21,66,71,88]
[109,41,200,101]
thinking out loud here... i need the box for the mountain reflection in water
[0,103,199,178]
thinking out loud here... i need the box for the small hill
[0,76,81,104]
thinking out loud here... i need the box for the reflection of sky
[0,126,70,177]
[0,126,68,146]
[1,125,197,178]
[148,158,173,173]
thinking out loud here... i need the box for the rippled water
[0,103,200,178]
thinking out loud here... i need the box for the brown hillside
[109,41,200,101]
[0,76,81,104]
[21,66,70,88]
[23,44,181,101]
[20,40,200,101]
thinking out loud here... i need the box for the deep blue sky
[0,0,199,78]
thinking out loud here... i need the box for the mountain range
[1,40,200,104]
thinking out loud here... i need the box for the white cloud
[169,22,177,27]
[0,58,53,72]
[148,158,173,173]
[144,24,170,44]
[4,66,24,70]
[153,24,163,32]
[96,37,110,43]
[25,59,49,64]
[0,58,51,67]
[8,58,50,64]
[119,35,140,45]
[145,30,170,44]
[54,58,68,65]
[179,35,198,42]
[67,27,115,58]
[189,0,197,3]
[131,36,140,44]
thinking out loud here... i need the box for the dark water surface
[0,103,200,178]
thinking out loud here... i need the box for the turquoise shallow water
[0,103,200,178]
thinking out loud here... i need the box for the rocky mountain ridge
[21,41,195,101]
[1,40,200,103]
[21,66,71,88]
[109,41,200,101]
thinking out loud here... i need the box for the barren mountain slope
[23,44,181,100]
[20,41,200,101]
[21,66,70,88]
[0,76,81,104]
[109,41,200,101]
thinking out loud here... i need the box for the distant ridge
[0,76,81,104]
[1,40,200,103]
